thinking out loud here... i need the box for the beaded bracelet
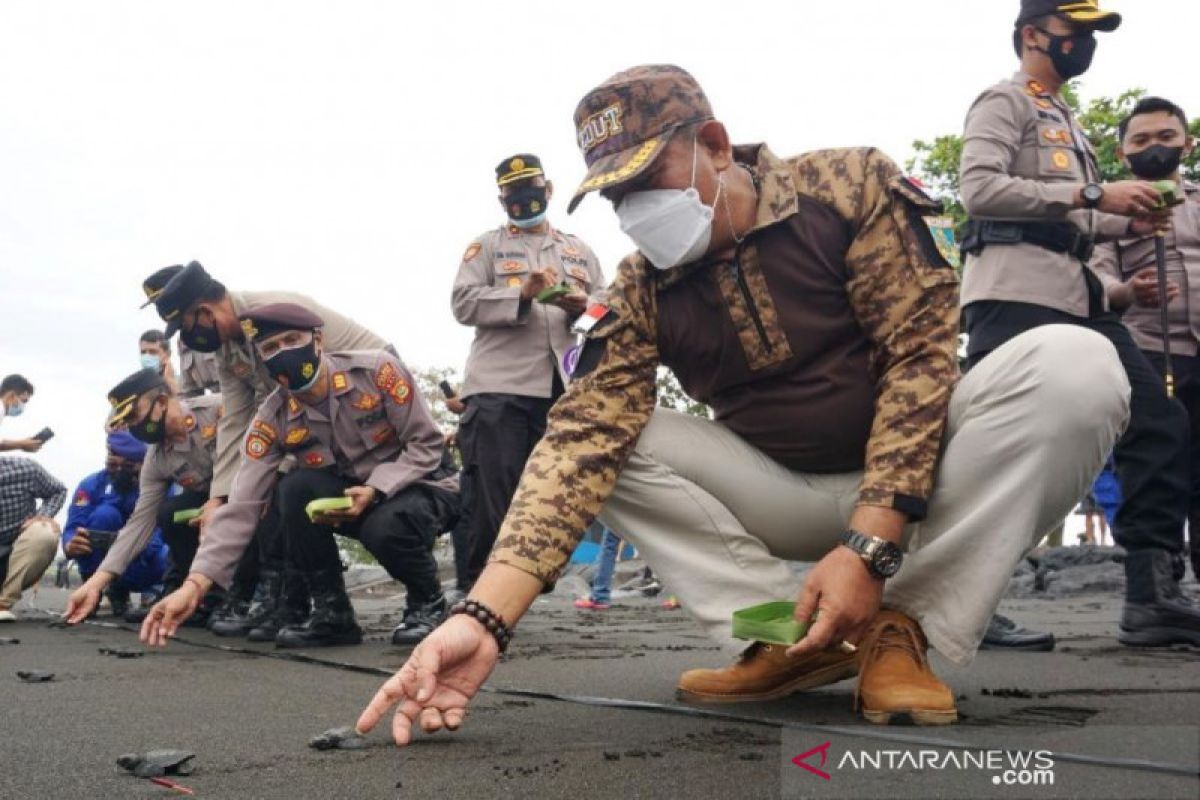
[449,598,513,654]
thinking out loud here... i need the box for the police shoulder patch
[201,424,217,440]
[73,490,90,506]
[252,419,278,442]
[390,378,412,406]
[332,372,348,392]
[245,433,271,460]
[375,361,401,392]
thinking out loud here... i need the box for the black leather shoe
[980,613,1056,651]
[275,569,362,649]
[106,586,131,619]
[1119,549,1200,647]
[391,595,446,646]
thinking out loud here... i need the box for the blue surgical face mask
[140,354,161,371]
[511,212,547,229]
[6,401,24,417]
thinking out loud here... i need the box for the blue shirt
[62,469,166,577]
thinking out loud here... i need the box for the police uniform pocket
[888,176,959,286]
[494,260,530,289]
[1035,123,1078,178]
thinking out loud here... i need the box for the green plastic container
[1153,180,1182,209]
[535,284,571,304]
[732,601,813,646]
[306,496,353,521]
[172,508,202,524]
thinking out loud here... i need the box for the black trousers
[966,301,1190,554]
[458,381,562,585]
[157,490,277,593]
[276,469,456,605]
[450,468,473,591]
[1145,352,1200,569]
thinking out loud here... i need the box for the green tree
[907,86,1200,233]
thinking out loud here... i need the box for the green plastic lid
[305,496,353,521]
[172,508,202,524]
[732,601,813,646]
[535,284,571,303]
[1153,180,1182,208]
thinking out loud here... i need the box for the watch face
[872,545,903,578]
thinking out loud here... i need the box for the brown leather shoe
[677,642,858,704]
[855,609,957,725]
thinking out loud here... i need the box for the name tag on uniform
[572,303,612,334]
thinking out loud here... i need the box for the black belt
[961,220,1095,262]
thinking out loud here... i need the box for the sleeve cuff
[487,550,561,586]
[857,488,929,521]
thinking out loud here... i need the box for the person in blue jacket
[61,431,168,617]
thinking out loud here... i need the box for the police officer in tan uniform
[451,154,605,586]
[140,267,220,396]
[147,261,392,639]
[141,303,458,648]
[63,368,236,624]
[1093,95,1200,582]
[960,1,1199,648]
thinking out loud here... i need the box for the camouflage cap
[568,64,714,213]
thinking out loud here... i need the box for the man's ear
[1184,136,1197,159]
[697,120,733,172]
[545,179,554,202]
[1116,145,1128,170]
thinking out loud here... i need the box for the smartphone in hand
[438,380,456,399]
[33,427,54,443]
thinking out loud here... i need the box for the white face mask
[6,401,24,417]
[616,138,720,270]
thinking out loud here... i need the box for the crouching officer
[63,369,236,624]
[140,304,459,649]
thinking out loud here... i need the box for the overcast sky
[1,0,1194,527]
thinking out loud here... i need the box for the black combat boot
[208,578,259,637]
[1119,548,1200,647]
[390,594,446,646]
[247,568,311,643]
[275,568,362,649]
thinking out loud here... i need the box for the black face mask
[1033,28,1097,80]
[264,343,322,392]
[1127,145,1185,181]
[111,469,138,492]
[504,185,549,223]
[128,398,167,445]
[181,319,222,352]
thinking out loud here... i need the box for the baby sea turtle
[308,726,368,751]
[16,670,54,682]
[116,749,196,778]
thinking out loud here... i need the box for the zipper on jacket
[730,246,773,354]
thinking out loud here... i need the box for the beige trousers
[0,520,58,609]
[598,326,1131,666]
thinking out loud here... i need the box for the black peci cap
[154,261,223,339]
[107,368,167,427]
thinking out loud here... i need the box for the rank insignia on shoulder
[287,397,301,416]
[285,427,309,446]
[332,372,348,392]
[201,425,217,440]
[1025,79,1047,97]
[240,319,259,340]
[463,242,482,262]
[572,303,614,334]
[184,415,196,431]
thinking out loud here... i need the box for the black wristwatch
[1081,182,1104,209]
[838,530,904,579]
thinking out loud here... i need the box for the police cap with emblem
[106,368,168,427]
[1016,0,1122,31]
[238,303,325,342]
[153,261,226,339]
[568,64,714,213]
[139,265,184,309]
[496,154,544,187]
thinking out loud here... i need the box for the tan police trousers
[598,325,1131,666]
